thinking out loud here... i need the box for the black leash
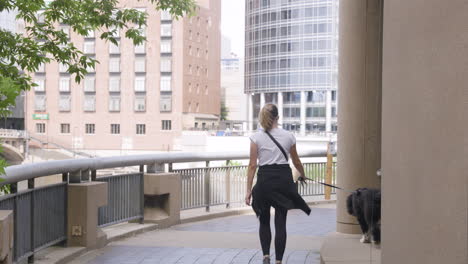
[299,177,354,194]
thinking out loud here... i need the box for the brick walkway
[73,204,336,264]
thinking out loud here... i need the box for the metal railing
[176,162,337,211]
[96,173,144,227]
[0,182,67,262]
[0,148,331,262]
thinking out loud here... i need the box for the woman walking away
[245,104,311,264]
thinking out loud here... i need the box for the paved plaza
[73,204,336,264]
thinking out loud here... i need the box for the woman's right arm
[245,141,258,205]
[290,144,305,179]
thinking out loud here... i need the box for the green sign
[33,113,49,120]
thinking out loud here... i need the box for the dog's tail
[346,194,354,215]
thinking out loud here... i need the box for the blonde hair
[259,104,279,131]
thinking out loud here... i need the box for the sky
[221,0,245,57]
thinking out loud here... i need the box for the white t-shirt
[249,128,296,166]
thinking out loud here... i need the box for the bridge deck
[72,204,336,264]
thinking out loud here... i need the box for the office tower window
[134,77,146,92]
[60,123,70,134]
[134,43,146,54]
[59,94,71,112]
[160,10,172,20]
[160,94,172,112]
[109,40,120,54]
[331,90,337,101]
[37,11,45,23]
[85,30,95,38]
[136,124,146,135]
[160,57,172,72]
[205,85,208,95]
[135,57,146,72]
[161,24,172,36]
[83,76,95,92]
[306,107,326,118]
[307,91,326,103]
[85,124,95,134]
[83,41,95,54]
[160,40,172,53]
[34,78,45,92]
[109,96,120,112]
[36,123,46,134]
[134,96,146,112]
[110,124,120,134]
[109,57,120,72]
[332,106,337,117]
[60,26,70,39]
[109,77,120,92]
[161,120,171,130]
[59,63,68,73]
[59,77,70,92]
[37,63,45,73]
[83,95,96,112]
[160,76,171,91]
[34,94,46,111]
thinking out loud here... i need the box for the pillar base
[67,182,108,249]
[144,173,181,228]
[0,211,13,264]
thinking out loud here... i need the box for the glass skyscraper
[245,0,338,134]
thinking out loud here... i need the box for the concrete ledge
[320,232,381,264]
[103,223,158,243]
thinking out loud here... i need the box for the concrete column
[247,94,253,131]
[381,0,467,263]
[0,211,13,264]
[300,91,307,136]
[144,173,181,228]
[277,92,284,126]
[336,0,383,234]
[68,182,108,249]
[325,90,332,132]
[260,92,265,108]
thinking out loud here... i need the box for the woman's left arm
[245,141,258,205]
[290,144,306,179]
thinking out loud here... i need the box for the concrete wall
[381,0,468,263]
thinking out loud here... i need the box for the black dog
[346,188,381,244]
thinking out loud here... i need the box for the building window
[161,24,172,36]
[36,123,46,134]
[332,90,337,102]
[83,41,95,54]
[161,120,171,130]
[85,123,95,134]
[109,96,120,112]
[109,40,120,54]
[134,96,146,112]
[135,57,146,72]
[188,82,192,93]
[86,30,95,38]
[37,63,45,73]
[60,123,70,134]
[196,103,199,112]
[34,78,45,92]
[160,76,171,91]
[84,76,95,92]
[134,43,146,54]
[161,40,172,53]
[160,10,172,20]
[332,106,337,117]
[160,57,172,72]
[59,94,71,112]
[34,94,46,111]
[307,91,326,103]
[160,94,172,112]
[110,124,120,134]
[202,122,206,130]
[109,77,120,92]
[205,85,208,95]
[136,124,146,135]
[306,107,326,118]
[109,57,120,72]
[59,77,70,92]
[194,122,198,129]
[83,95,96,112]
[134,77,146,92]
[188,64,192,74]
[196,84,200,94]
[59,63,68,73]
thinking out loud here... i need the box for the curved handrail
[1,148,328,186]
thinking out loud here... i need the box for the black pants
[259,207,288,261]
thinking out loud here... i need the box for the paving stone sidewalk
[73,203,336,264]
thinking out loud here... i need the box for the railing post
[205,161,210,212]
[147,163,165,173]
[225,160,231,209]
[69,170,81,183]
[325,142,333,200]
[27,179,34,263]
[91,170,97,181]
